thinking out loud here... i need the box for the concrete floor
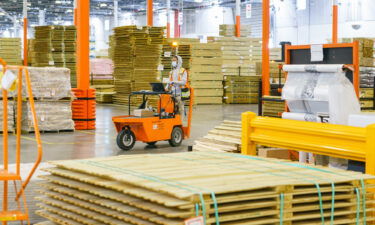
[1,104,257,164]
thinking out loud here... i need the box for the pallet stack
[36,152,375,224]
[341,38,374,67]
[190,43,223,104]
[208,37,256,77]
[256,61,285,84]
[219,24,251,37]
[64,26,77,88]
[360,67,375,111]
[13,67,74,133]
[112,26,136,105]
[249,38,262,61]
[223,76,260,104]
[270,48,282,61]
[194,120,241,153]
[90,58,115,103]
[0,38,22,65]
[262,96,285,117]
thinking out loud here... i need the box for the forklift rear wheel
[117,129,136,151]
[169,127,183,147]
[147,142,157,146]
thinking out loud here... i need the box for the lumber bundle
[341,38,374,67]
[112,26,136,105]
[219,24,251,37]
[91,85,115,104]
[0,38,22,65]
[270,48,282,61]
[20,101,74,133]
[190,43,223,104]
[360,67,375,110]
[37,152,375,224]
[223,76,260,104]
[208,37,257,77]
[194,120,241,153]
[249,38,262,62]
[0,101,15,132]
[263,96,285,118]
[64,26,77,88]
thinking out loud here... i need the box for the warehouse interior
[1,0,375,224]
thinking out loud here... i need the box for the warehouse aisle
[1,104,257,164]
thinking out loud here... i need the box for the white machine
[282,64,361,168]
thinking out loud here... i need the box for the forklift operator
[166,55,188,119]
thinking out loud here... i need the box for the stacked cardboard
[341,38,374,67]
[0,101,15,133]
[0,38,22,65]
[37,153,375,224]
[194,120,241,152]
[262,96,285,117]
[64,26,77,88]
[223,76,260,104]
[112,26,136,105]
[31,26,64,67]
[219,24,251,37]
[208,37,256,77]
[190,43,223,104]
[360,67,375,110]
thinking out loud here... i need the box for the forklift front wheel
[169,127,183,147]
[117,128,136,151]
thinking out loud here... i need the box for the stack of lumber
[166,38,199,45]
[36,152,375,224]
[219,24,251,37]
[270,48,282,61]
[31,26,65,67]
[20,101,74,133]
[360,67,375,110]
[112,26,136,105]
[194,120,241,152]
[262,96,285,117]
[11,67,74,132]
[256,61,285,84]
[64,26,77,88]
[190,43,223,104]
[0,101,15,132]
[0,38,22,65]
[249,38,262,61]
[223,76,260,104]
[342,38,374,67]
[208,37,256,77]
[108,35,115,60]
[92,85,115,103]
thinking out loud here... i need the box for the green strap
[355,188,360,225]
[81,161,210,223]
[279,193,284,225]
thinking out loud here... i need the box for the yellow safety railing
[241,112,375,176]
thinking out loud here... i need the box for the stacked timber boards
[191,43,223,104]
[0,38,22,65]
[219,24,251,37]
[37,152,375,224]
[223,76,260,104]
[194,120,241,153]
[263,96,285,118]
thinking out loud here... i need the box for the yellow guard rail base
[241,112,375,176]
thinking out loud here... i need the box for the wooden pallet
[37,152,375,224]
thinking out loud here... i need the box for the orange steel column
[72,0,96,130]
[332,0,338,43]
[23,0,28,66]
[147,0,153,26]
[235,0,241,37]
[262,0,270,96]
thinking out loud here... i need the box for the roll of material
[282,112,320,122]
[283,64,345,73]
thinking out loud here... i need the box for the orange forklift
[112,84,194,150]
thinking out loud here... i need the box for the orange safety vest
[169,68,190,88]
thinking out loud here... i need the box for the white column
[114,0,119,27]
[23,0,27,19]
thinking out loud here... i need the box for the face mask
[172,61,177,68]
